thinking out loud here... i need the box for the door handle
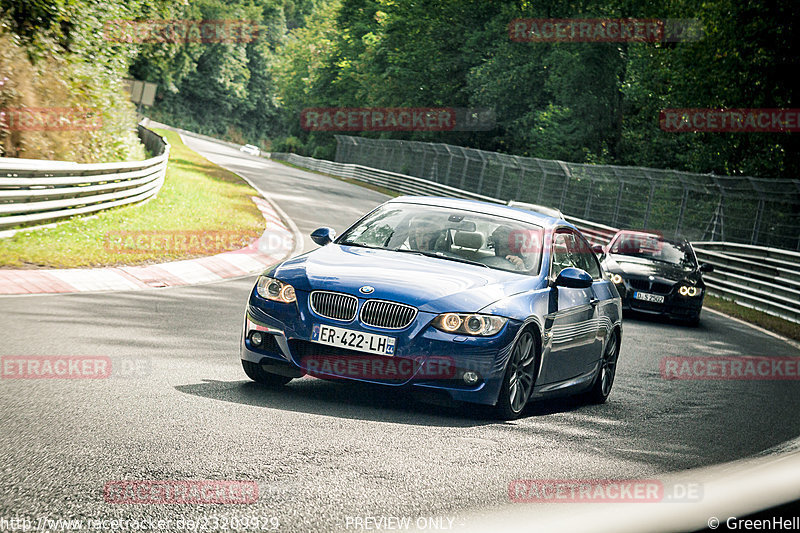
[589,298,599,307]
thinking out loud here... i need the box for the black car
[594,231,713,325]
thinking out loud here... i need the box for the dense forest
[1,0,797,178]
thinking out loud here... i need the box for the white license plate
[634,291,665,303]
[311,324,396,356]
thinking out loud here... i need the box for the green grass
[0,129,265,268]
[705,295,800,343]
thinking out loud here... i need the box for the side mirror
[592,244,604,255]
[311,227,336,246]
[554,267,594,289]
[699,262,714,273]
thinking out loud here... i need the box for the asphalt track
[1,135,799,532]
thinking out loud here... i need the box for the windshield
[337,203,544,275]
[609,233,696,267]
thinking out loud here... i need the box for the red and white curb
[0,196,296,295]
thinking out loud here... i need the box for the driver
[490,225,531,271]
[406,214,447,252]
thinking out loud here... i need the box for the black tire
[494,328,538,420]
[242,360,293,386]
[586,330,620,404]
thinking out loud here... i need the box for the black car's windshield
[609,233,696,267]
[338,203,544,275]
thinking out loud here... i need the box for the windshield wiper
[392,248,489,268]
[338,241,382,250]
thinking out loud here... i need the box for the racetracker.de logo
[660,108,800,133]
[661,356,800,380]
[302,355,458,381]
[509,19,703,43]
[508,479,702,503]
[0,107,102,131]
[300,107,495,132]
[103,19,259,44]
[1,356,151,379]
[103,480,259,504]
[103,230,261,255]
[1,356,111,379]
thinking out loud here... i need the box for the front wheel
[586,331,619,404]
[242,360,293,386]
[495,329,538,420]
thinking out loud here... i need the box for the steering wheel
[480,255,516,268]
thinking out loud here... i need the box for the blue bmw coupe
[241,197,622,419]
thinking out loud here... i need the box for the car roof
[611,230,690,247]
[506,200,565,220]
[386,196,571,230]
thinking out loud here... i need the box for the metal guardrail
[272,151,800,324]
[334,135,800,250]
[141,118,244,151]
[0,125,169,230]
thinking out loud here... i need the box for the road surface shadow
[175,377,590,427]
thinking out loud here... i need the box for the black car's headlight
[432,313,507,336]
[678,285,701,297]
[256,276,296,303]
[608,273,623,285]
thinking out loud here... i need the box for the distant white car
[240,144,260,156]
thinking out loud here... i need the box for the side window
[551,231,577,279]
[572,233,601,279]
[551,229,601,280]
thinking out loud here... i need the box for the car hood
[604,254,700,282]
[268,244,542,313]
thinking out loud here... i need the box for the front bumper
[239,288,522,406]
[612,280,703,320]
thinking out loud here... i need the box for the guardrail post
[535,160,547,204]
[643,174,655,229]
[458,147,469,189]
[583,171,594,218]
[676,187,688,239]
[751,199,764,245]
[494,160,507,199]
[612,178,624,227]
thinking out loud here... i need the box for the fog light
[463,371,479,385]
[250,331,263,346]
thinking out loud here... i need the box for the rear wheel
[495,329,538,420]
[586,331,619,404]
[242,360,293,386]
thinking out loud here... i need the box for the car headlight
[432,313,507,336]
[256,276,296,303]
[678,285,700,297]
[608,273,623,285]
